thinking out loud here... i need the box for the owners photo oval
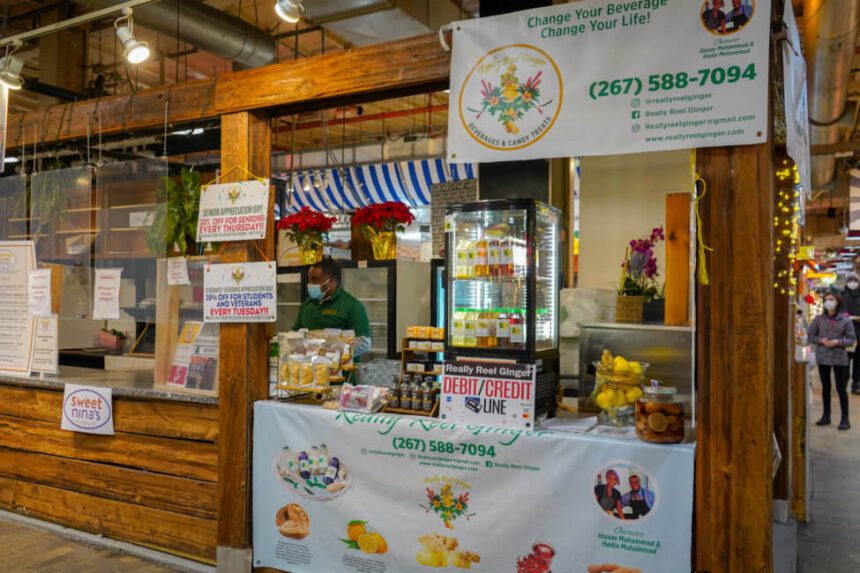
[700,0,754,35]
[593,463,657,522]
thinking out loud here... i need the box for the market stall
[0,0,801,569]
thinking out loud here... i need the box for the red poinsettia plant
[276,207,337,249]
[352,201,415,236]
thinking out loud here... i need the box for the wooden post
[695,142,775,573]
[217,110,272,572]
[665,193,692,325]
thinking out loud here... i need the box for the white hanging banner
[31,315,59,375]
[28,269,52,318]
[197,179,270,242]
[167,256,191,286]
[447,0,770,163]
[781,0,811,196]
[92,268,122,320]
[203,261,276,323]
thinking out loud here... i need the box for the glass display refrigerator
[340,260,430,359]
[444,199,560,415]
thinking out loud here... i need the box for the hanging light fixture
[275,0,304,23]
[0,55,23,91]
[0,40,24,91]
[114,8,150,64]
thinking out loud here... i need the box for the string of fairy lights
[774,162,801,296]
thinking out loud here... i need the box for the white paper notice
[0,242,36,376]
[31,315,58,374]
[28,269,52,317]
[197,179,269,242]
[61,384,114,435]
[203,262,276,323]
[167,256,191,286]
[93,269,122,320]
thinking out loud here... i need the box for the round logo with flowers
[458,44,562,151]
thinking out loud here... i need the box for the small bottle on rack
[510,309,526,350]
[412,382,425,411]
[452,311,466,347]
[391,376,402,409]
[500,236,514,278]
[488,237,501,278]
[401,375,413,409]
[476,311,489,348]
[474,235,489,277]
[422,382,434,412]
[455,240,472,278]
[464,310,478,347]
[496,308,510,349]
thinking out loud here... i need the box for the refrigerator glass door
[276,272,303,333]
[342,266,389,358]
[447,207,529,351]
[535,203,559,350]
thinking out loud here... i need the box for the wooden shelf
[56,229,101,235]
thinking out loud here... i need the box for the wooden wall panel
[0,385,219,563]
[0,476,216,560]
[0,448,216,520]
[0,385,218,441]
[0,415,216,482]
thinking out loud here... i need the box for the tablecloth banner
[253,401,695,573]
[447,0,770,163]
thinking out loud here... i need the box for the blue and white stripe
[279,158,478,213]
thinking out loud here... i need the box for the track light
[275,0,304,23]
[0,55,23,91]
[115,8,149,64]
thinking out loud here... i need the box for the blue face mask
[308,280,330,300]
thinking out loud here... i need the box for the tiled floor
[797,385,860,572]
[0,516,199,573]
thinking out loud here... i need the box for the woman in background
[808,292,856,430]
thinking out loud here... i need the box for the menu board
[0,241,36,375]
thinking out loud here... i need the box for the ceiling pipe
[803,0,860,189]
[79,0,276,68]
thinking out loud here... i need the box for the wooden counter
[0,369,219,563]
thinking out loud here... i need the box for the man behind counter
[292,259,372,358]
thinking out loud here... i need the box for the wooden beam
[4,34,450,150]
[695,141,775,573]
[665,193,692,326]
[810,140,860,156]
[217,110,272,559]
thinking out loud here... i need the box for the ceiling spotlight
[0,56,23,91]
[115,8,150,64]
[275,0,304,23]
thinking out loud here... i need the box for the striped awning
[278,158,477,213]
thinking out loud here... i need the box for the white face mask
[849,282,859,290]
[824,300,838,311]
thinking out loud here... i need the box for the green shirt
[291,287,371,337]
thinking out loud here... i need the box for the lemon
[417,548,439,566]
[357,533,379,554]
[613,356,631,373]
[648,412,669,433]
[630,362,643,375]
[625,387,643,404]
[595,392,612,410]
[368,532,388,554]
[610,390,628,408]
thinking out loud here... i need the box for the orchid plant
[619,227,665,302]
